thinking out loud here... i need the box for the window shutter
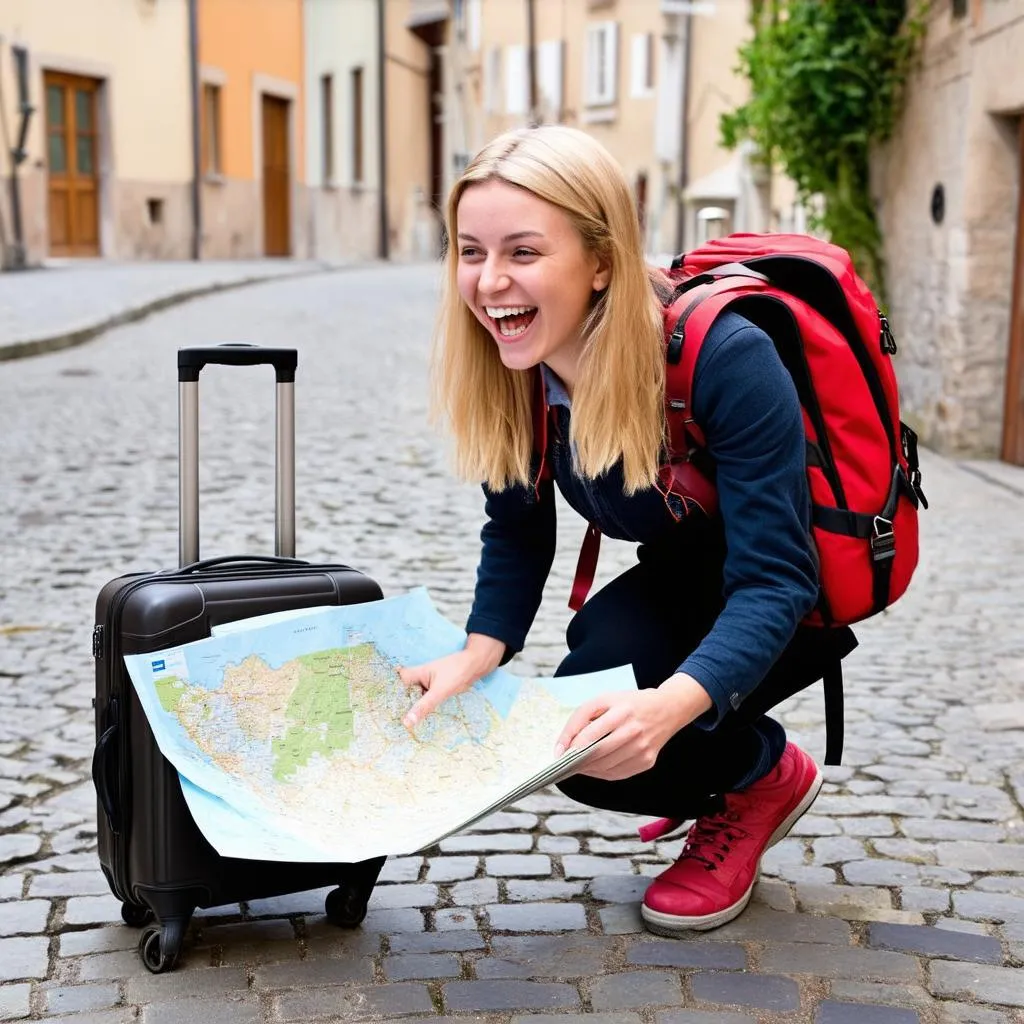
[604,22,619,104]
[467,0,482,51]
[505,44,528,116]
[485,47,502,114]
[538,39,564,119]
[585,22,617,106]
[631,33,654,97]
[584,24,599,106]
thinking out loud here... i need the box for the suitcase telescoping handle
[177,345,298,568]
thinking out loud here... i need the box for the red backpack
[541,233,928,763]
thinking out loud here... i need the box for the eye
[459,246,482,259]
[513,247,538,259]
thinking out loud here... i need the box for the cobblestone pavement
[0,260,339,360]
[0,264,1022,1024]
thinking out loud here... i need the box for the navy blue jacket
[464,311,820,727]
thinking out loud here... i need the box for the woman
[399,125,855,935]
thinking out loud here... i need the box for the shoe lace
[680,810,751,872]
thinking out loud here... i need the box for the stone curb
[0,262,355,363]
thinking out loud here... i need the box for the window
[585,21,619,107]
[505,44,529,116]
[321,74,334,183]
[631,32,655,97]
[662,0,716,11]
[538,39,565,120]
[351,67,364,185]
[201,83,221,175]
[485,47,502,114]
[466,0,482,51]
[952,0,968,17]
[697,206,731,244]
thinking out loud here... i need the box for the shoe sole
[640,760,824,935]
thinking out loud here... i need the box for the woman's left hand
[553,674,713,782]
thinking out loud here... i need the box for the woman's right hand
[398,634,506,731]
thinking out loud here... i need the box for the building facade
[304,0,383,263]
[0,0,193,266]
[877,0,1024,464]
[198,0,307,259]
[381,0,449,261]
[0,0,802,274]
[445,0,797,259]
[0,0,391,267]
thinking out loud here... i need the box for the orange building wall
[198,0,305,183]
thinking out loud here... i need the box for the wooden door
[261,96,291,256]
[44,72,100,256]
[1003,119,1024,464]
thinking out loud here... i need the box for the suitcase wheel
[138,919,186,974]
[120,902,154,928]
[324,884,370,928]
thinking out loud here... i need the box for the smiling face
[455,179,610,388]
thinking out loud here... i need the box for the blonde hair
[433,125,668,493]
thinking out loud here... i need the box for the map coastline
[123,588,637,862]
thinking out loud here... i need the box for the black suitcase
[92,345,386,973]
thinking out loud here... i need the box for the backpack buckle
[870,516,896,562]
[909,468,929,509]
[880,314,898,355]
[667,328,685,365]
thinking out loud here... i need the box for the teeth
[498,320,530,338]
[485,305,536,318]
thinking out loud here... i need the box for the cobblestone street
[0,264,1022,1024]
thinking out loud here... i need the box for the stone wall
[0,172,192,264]
[0,168,48,267]
[113,181,192,261]
[875,2,1024,458]
[199,178,314,260]
[308,186,380,264]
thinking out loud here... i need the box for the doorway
[261,95,291,256]
[1003,118,1024,464]
[44,71,100,256]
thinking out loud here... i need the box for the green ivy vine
[720,0,931,302]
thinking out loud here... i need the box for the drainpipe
[526,0,539,127]
[376,0,389,260]
[187,0,202,260]
[5,45,33,271]
[674,10,692,253]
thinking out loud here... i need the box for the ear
[591,253,612,293]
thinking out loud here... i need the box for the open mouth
[485,305,538,340]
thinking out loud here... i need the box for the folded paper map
[122,587,636,862]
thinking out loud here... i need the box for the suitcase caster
[324,884,369,928]
[120,902,154,928]
[138,918,186,974]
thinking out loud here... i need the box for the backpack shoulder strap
[663,274,769,454]
[530,367,551,499]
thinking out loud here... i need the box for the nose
[478,255,509,297]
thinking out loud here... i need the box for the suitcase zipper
[102,577,149,902]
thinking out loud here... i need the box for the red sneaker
[640,742,822,934]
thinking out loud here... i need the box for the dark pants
[554,537,856,821]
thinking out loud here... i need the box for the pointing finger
[402,686,448,730]
[398,665,428,689]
